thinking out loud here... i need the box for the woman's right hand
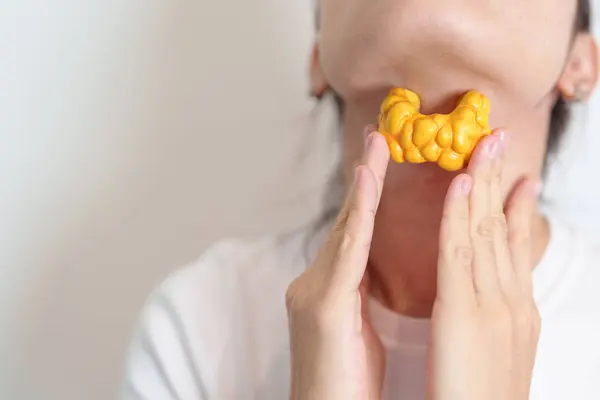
[285,127,390,400]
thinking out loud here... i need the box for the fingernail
[497,130,508,144]
[461,177,472,196]
[363,125,375,148]
[366,133,374,150]
[487,131,507,159]
[486,137,500,159]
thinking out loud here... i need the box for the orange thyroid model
[378,88,492,171]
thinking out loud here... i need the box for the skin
[310,0,599,317]
[286,0,599,398]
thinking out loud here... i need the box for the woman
[122,0,600,399]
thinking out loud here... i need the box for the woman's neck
[340,94,554,318]
[366,191,549,318]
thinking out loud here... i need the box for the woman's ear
[558,33,599,101]
[309,43,329,99]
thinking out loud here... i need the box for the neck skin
[341,99,552,319]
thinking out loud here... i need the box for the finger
[332,165,380,290]
[322,126,389,291]
[467,131,509,299]
[363,130,391,207]
[362,124,378,145]
[333,126,387,233]
[437,174,477,304]
[505,178,540,295]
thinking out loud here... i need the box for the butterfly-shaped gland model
[378,88,492,172]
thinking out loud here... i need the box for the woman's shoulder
[166,228,315,296]
[149,225,319,320]
[122,226,318,398]
[535,211,600,313]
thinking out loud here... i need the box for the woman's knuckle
[367,206,377,219]
[510,301,541,338]
[333,211,345,227]
[442,206,469,224]
[332,217,346,238]
[285,273,324,315]
[481,174,494,186]
[285,286,306,315]
[477,214,507,239]
[458,207,470,222]
[523,301,541,324]
[361,237,372,251]
[454,245,474,266]
[339,230,354,253]
[338,219,372,253]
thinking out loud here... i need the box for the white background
[1,1,600,399]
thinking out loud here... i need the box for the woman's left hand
[427,130,542,400]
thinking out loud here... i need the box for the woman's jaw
[318,0,576,105]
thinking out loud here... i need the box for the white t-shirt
[121,211,600,399]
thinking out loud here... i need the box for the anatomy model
[378,88,492,171]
